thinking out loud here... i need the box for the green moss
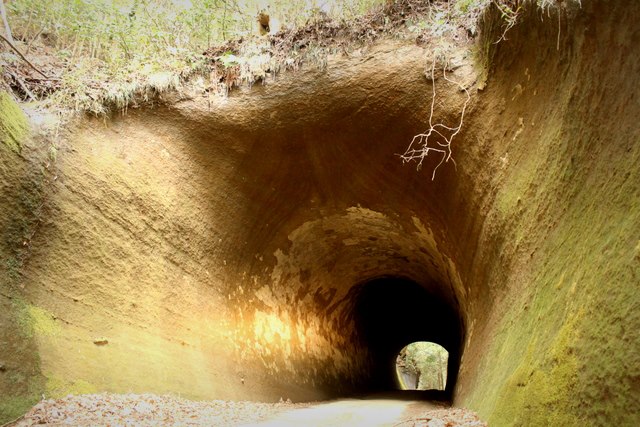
[6,256,21,281]
[28,305,61,337]
[489,310,584,426]
[46,376,98,398]
[494,154,535,215]
[0,91,29,153]
[0,395,40,424]
[464,267,580,423]
[15,299,61,338]
[473,2,505,88]
[465,138,640,424]
[0,371,45,424]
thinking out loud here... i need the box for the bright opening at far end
[396,342,448,391]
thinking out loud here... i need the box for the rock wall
[455,2,640,425]
[1,92,49,420]
[1,1,639,425]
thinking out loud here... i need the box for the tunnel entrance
[351,277,463,399]
[395,342,448,391]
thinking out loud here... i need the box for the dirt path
[8,393,486,426]
[239,399,419,427]
[240,398,485,427]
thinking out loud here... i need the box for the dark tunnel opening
[351,277,464,401]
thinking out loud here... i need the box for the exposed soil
[1,0,477,112]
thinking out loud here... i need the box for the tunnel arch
[23,40,478,404]
[349,276,464,399]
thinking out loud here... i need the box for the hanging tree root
[398,56,471,181]
[491,0,522,44]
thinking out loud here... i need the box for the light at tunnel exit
[396,342,448,391]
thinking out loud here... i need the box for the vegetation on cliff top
[0,0,499,115]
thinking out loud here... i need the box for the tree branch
[0,33,49,79]
[7,69,36,101]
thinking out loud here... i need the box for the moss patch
[466,133,640,424]
[0,91,29,152]
[15,299,61,339]
[0,294,46,424]
[0,394,41,424]
[460,2,640,424]
[46,376,98,398]
[489,309,584,426]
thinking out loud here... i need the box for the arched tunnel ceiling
[175,42,475,396]
[165,42,475,313]
[26,41,476,401]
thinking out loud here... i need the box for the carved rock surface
[1,2,639,425]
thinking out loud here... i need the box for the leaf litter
[8,393,308,427]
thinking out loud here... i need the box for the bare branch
[7,69,36,101]
[0,33,49,79]
[492,0,522,44]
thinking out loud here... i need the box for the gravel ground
[6,394,486,427]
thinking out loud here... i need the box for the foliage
[1,0,394,113]
[396,341,448,390]
[6,0,387,65]
[0,0,554,115]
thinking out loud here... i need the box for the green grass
[3,0,502,115]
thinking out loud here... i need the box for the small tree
[1,0,14,43]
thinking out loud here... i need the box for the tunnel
[2,1,639,425]
[350,277,462,398]
[1,40,476,405]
